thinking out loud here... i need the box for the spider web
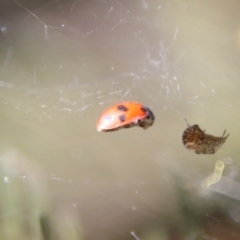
[0,0,239,239]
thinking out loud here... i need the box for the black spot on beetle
[119,114,126,122]
[117,105,128,112]
[140,106,147,113]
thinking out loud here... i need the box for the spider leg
[184,118,190,127]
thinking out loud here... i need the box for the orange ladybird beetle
[182,119,229,154]
[96,101,155,132]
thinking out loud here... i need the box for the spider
[182,119,229,154]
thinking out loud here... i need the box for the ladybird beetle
[96,101,155,132]
[182,119,229,154]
